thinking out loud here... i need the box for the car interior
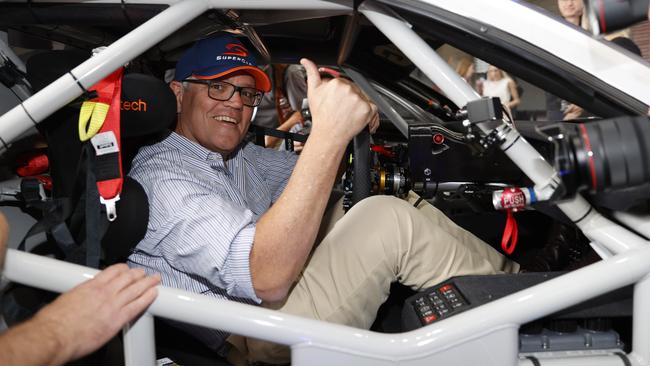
[0,2,648,365]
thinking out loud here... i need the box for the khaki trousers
[229,192,518,364]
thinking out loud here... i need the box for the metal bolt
[424,168,432,176]
[542,339,549,350]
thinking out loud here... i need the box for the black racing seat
[100,72,178,263]
[25,50,177,264]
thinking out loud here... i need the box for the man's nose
[225,89,244,108]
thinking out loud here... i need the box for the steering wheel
[350,128,372,208]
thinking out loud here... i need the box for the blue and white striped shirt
[127,132,297,349]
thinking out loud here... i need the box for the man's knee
[350,195,414,217]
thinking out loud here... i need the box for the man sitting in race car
[127,33,518,364]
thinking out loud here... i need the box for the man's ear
[169,81,183,113]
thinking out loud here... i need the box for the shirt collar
[165,132,251,164]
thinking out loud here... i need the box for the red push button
[423,314,438,324]
[440,284,453,292]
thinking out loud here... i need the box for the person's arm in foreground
[0,212,160,366]
[250,58,379,302]
[0,264,160,366]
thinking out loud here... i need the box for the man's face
[558,0,584,19]
[172,73,256,156]
[487,66,501,81]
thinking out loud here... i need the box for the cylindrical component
[588,0,650,35]
[376,166,409,196]
[492,187,536,211]
[546,117,650,197]
[123,313,156,366]
[580,118,650,193]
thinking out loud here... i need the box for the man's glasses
[182,79,264,107]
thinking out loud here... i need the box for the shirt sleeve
[133,155,261,302]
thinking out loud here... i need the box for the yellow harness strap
[78,100,110,142]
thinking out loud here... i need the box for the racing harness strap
[16,179,79,262]
[78,67,124,222]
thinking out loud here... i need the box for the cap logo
[223,43,248,57]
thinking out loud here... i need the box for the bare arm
[264,110,304,149]
[506,79,520,109]
[563,103,584,120]
[250,59,377,302]
[0,264,160,366]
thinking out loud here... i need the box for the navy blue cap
[174,34,271,92]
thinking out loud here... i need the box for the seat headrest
[121,73,177,137]
[26,50,89,92]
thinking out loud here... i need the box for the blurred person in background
[562,36,642,120]
[253,64,308,150]
[558,0,590,29]
[454,58,475,84]
[481,65,520,113]
[548,0,589,120]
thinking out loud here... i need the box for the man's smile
[212,115,239,124]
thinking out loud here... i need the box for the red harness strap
[88,68,124,221]
[501,209,519,255]
[499,187,524,255]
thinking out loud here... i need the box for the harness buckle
[100,194,120,222]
